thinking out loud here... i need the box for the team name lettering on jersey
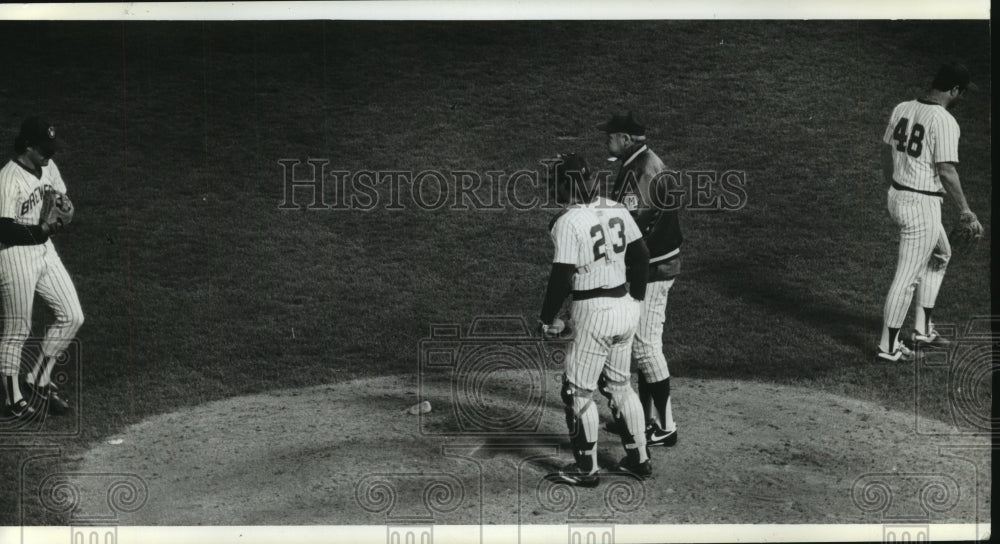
[18,185,52,218]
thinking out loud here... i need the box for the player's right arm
[880,144,894,184]
[619,209,649,301]
[539,212,579,326]
[0,218,51,246]
[624,238,649,301]
[880,105,901,184]
[0,173,50,246]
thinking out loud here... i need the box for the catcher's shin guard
[561,378,597,472]
[601,377,647,463]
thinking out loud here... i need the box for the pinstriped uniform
[883,100,959,192]
[0,159,84,376]
[634,280,672,382]
[880,100,957,332]
[550,196,642,390]
[551,196,646,450]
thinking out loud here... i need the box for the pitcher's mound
[74,373,989,525]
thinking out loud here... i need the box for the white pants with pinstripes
[883,187,950,329]
[633,279,673,383]
[0,244,84,376]
[565,295,640,391]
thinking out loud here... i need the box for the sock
[38,356,57,388]
[913,307,933,336]
[26,354,45,386]
[614,388,649,463]
[573,444,598,474]
[881,327,901,352]
[649,378,676,433]
[637,373,653,425]
[3,376,22,405]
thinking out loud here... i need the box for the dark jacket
[611,145,682,281]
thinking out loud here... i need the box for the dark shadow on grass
[696,256,879,357]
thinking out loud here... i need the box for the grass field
[0,20,991,525]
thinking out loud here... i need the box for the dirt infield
[73,374,990,525]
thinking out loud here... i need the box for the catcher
[0,116,82,419]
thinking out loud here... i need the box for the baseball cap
[932,62,977,92]
[596,111,646,136]
[16,116,59,157]
[555,153,591,185]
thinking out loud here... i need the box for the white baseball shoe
[876,344,914,363]
[913,328,951,350]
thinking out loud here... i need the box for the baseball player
[539,153,652,487]
[877,63,983,362]
[0,117,82,419]
[599,112,680,448]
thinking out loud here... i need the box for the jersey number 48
[590,218,626,262]
[892,117,925,158]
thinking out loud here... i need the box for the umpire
[598,112,680,448]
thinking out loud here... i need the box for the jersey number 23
[590,217,626,262]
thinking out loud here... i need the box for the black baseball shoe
[545,462,600,488]
[25,383,71,415]
[647,424,678,448]
[912,329,952,350]
[616,456,653,480]
[876,343,914,363]
[2,399,37,420]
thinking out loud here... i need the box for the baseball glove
[39,191,75,233]
[948,211,984,253]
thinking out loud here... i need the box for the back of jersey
[883,99,960,193]
[550,197,642,291]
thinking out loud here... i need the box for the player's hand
[961,211,985,239]
[950,210,985,254]
[540,318,565,338]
